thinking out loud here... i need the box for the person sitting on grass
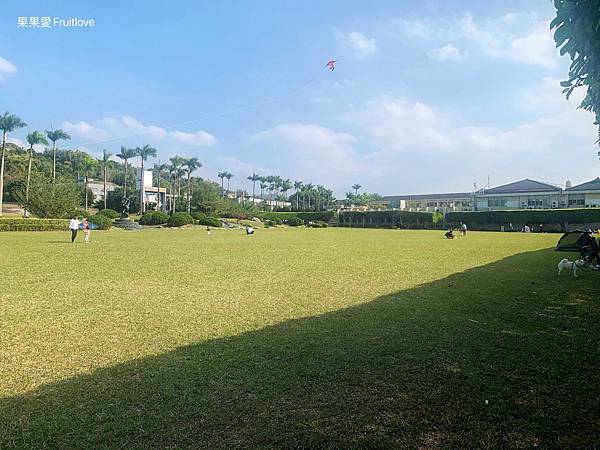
[246,225,254,235]
[445,229,455,239]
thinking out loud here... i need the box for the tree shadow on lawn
[1,249,599,449]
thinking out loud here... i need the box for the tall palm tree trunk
[25,145,34,217]
[103,162,108,210]
[187,172,191,212]
[252,181,256,201]
[139,161,145,215]
[85,174,89,211]
[52,142,57,184]
[0,132,7,216]
[123,161,128,199]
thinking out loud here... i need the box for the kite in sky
[326,60,337,71]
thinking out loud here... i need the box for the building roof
[382,192,472,201]
[482,179,560,195]
[567,177,600,191]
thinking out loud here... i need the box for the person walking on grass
[460,222,467,236]
[69,216,80,243]
[82,217,91,244]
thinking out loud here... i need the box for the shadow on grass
[1,249,599,449]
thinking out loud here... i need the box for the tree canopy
[552,0,600,146]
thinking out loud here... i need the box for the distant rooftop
[567,177,600,191]
[482,179,560,195]
[382,192,472,201]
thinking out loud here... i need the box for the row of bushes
[0,218,69,232]
[258,211,336,222]
[139,211,222,228]
[446,208,600,225]
[338,210,434,227]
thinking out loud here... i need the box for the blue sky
[0,1,597,196]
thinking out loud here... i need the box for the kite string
[78,76,324,147]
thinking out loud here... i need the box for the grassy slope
[0,228,598,448]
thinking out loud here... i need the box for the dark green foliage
[197,217,222,227]
[287,217,304,227]
[88,214,113,230]
[339,210,433,228]
[12,175,82,219]
[0,218,69,232]
[259,211,335,222]
[69,209,89,219]
[446,209,600,226]
[167,212,194,227]
[308,221,329,228]
[552,1,600,141]
[139,211,169,225]
[97,209,120,219]
[192,212,208,221]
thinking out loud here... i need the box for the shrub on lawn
[287,217,304,227]
[307,221,328,228]
[139,211,169,225]
[197,217,222,227]
[89,214,113,230]
[97,209,120,219]
[167,212,194,227]
[70,209,90,219]
[0,218,69,232]
[192,212,208,221]
[258,211,335,222]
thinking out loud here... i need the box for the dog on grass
[557,258,586,277]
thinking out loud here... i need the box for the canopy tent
[556,230,597,252]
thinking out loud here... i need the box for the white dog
[557,258,585,277]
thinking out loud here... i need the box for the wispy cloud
[337,31,379,59]
[0,56,17,81]
[428,44,468,62]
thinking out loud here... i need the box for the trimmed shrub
[139,211,169,225]
[70,209,90,219]
[0,218,69,232]
[258,211,336,222]
[88,214,113,230]
[287,217,304,226]
[338,210,433,228]
[221,212,251,220]
[97,209,120,219]
[167,212,194,227]
[192,212,208,221]
[446,209,600,226]
[198,217,222,227]
[307,221,329,228]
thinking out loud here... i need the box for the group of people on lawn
[68,216,92,244]
[445,223,467,239]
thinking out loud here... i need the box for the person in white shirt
[69,216,80,243]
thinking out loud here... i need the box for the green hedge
[446,209,600,225]
[139,211,169,225]
[0,218,69,232]
[287,217,304,226]
[88,214,113,230]
[198,217,222,227]
[258,211,336,222]
[97,208,120,219]
[167,212,194,227]
[339,210,433,227]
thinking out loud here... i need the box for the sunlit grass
[1,227,597,447]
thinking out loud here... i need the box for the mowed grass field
[0,227,599,448]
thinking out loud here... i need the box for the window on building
[568,195,585,206]
[488,197,508,207]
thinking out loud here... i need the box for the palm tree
[24,131,48,216]
[352,183,362,196]
[0,112,27,216]
[153,163,168,211]
[217,171,227,197]
[225,172,234,194]
[135,144,158,214]
[183,157,202,212]
[247,173,260,202]
[304,183,315,210]
[280,179,293,206]
[294,181,303,211]
[80,155,99,211]
[116,146,136,200]
[259,180,268,209]
[101,149,112,210]
[45,129,71,184]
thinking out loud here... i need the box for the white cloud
[62,116,217,158]
[0,56,17,81]
[250,123,375,191]
[427,44,467,62]
[337,31,379,59]
[392,12,558,68]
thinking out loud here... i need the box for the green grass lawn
[1,227,599,448]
